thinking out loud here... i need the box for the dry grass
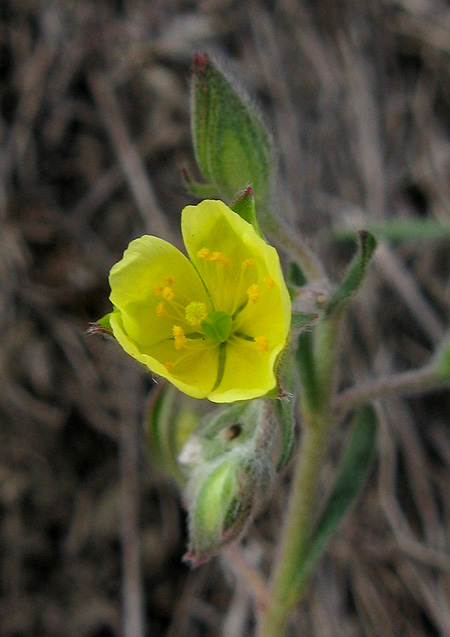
[1,1,450,635]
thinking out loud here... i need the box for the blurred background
[1,1,450,635]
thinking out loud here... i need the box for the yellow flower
[107,200,291,403]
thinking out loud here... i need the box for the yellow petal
[110,311,220,399]
[207,336,283,403]
[182,199,291,335]
[109,235,210,346]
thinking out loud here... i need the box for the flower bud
[191,53,273,211]
[179,399,287,565]
[183,449,275,566]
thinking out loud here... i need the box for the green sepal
[292,405,377,596]
[191,53,273,211]
[273,345,297,470]
[230,186,264,238]
[327,230,377,316]
[87,312,113,336]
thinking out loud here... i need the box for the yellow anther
[210,251,230,266]
[197,247,211,259]
[156,301,167,317]
[264,276,275,289]
[185,301,207,326]
[242,258,255,268]
[173,325,187,350]
[153,284,163,296]
[247,284,260,304]
[255,336,269,353]
[165,276,175,285]
[163,286,174,300]
[164,361,173,372]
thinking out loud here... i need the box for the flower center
[201,311,233,343]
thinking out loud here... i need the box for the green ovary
[201,311,233,343]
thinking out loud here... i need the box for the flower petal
[110,311,220,399]
[207,336,283,403]
[109,235,210,347]
[181,200,291,337]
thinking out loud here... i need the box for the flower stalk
[257,317,341,637]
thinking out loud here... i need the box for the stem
[334,364,450,418]
[257,318,340,637]
[262,213,326,283]
[257,417,330,636]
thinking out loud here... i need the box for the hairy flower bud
[191,53,273,211]
[179,399,287,565]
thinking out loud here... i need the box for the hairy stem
[334,364,450,418]
[256,318,340,637]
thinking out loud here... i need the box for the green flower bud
[179,399,291,565]
[191,53,273,211]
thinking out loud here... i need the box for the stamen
[210,251,230,267]
[156,301,167,317]
[264,276,275,289]
[255,336,269,353]
[197,247,211,259]
[185,301,207,326]
[242,258,255,269]
[153,285,163,296]
[247,284,260,304]
[165,276,175,285]
[173,325,187,350]
[163,286,174,300]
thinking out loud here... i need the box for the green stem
[257,318,340,637]
[261,213,326,283]
[334,364,450,418]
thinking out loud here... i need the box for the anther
[173,325,187,350]
[247,284,260,304]
[156,301,167,317]
[264,276,275,289]
[197,247,211,259]
[255,336,269,352]
[163,286,174,300]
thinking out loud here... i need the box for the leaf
[331,218,450,242]
[327,230,377,316]
[291,312,318,331]
[296,405,377,587]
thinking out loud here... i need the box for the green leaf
[331,218,450,242]
[291,312,318,331]
[327,230,377,316]
[146,383,199,485]
[297,405,377,587]
[288,261,307,287]
[191,53,273,210]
